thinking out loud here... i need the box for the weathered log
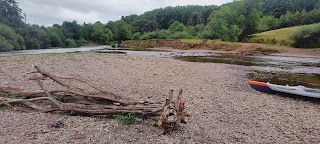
[0,66,189,134]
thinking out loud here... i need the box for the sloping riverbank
[121,39,320,58]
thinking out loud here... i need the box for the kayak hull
[249,81,320,98]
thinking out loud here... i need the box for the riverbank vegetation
[249,23,320,47]
[1,0,320,52]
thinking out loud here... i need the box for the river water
[0,45,107,56]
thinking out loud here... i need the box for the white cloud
[16,0,232,26]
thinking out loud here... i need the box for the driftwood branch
[0,66,189,134]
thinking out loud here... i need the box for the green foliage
[0,23,25,51]
[140,30,169,40]
[0,0,24,27]
[64,38,77,48]
[278,8,320,28]
[169,31,193,39]
[132,32,141,40]
[290,25,320,48]
[263,0,319,18]
[0,35,14,51]
[203,0,261,41]
[115,112,136,125]
[139,21,195,40]
[112,20,132,42]
[41,100,52,106]
[257,16,279,32]
[130,5,218,33]
[24,37,40,49]
[48,32,64,47]
[76,38,88,46]
[153,120,158,127]
[61,20,81,40]
[8,94,26,99]
[251,23,320,46]
[0,105,8,110]
[91,22,113,44]
[168,21,186,32]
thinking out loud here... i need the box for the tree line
[1,0,320,52]
[0,0,132,52]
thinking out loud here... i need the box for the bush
[290,26,320,48]
[140,30,169,40]
[76,38,88,46]
[169,31,193,39]
[0,24,25,50]
[132,32,141,40]
[0,36,14,52]
[115,112,136,125]
[64,38,77,48]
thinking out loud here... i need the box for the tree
[64,38,77,47]
[0,0,24,27]
[80,23,93,40]
[0,35,14,51]
[91,22,113,44]
[0,23,25,51]
[168,21,186,32]
[263,0,319,18]
[47,26,65,47]
[257,16,279,32]
[61,20,81,40]
[112,20,132,42]
[203,0,261,41]
[132,32,141,40]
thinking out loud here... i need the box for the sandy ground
[0,53,320,143]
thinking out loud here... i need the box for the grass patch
[115,112,136,125]
[0,105,8,110]
[249,23,320,46]
[180,39,204,44]
[7,94,26,99]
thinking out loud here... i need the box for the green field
[249,23,320,46]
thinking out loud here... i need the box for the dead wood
[0,66,189,134]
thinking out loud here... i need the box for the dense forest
[1,0,320,52]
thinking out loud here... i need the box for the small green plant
[0,105,8,110]
[103,117,110,123]
[41,100,52,106]
[115,112,136,125]
[8,94,25,99]
[153,120,158,127]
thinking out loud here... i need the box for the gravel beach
[0,53,320,143]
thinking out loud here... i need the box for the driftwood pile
[0,66,189,134]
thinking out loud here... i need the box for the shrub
[140,30,169,40]
[290,26,320,48]
[132,32,141,40]
[169,31,193,39]
[115,112,136,125]
[64,38,77,48]
[76,38,88,46]
[0,36,15,52]
[0,24,25,50]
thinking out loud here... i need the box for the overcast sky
[16,0,233,26]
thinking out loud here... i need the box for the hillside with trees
[1,0,320,52]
